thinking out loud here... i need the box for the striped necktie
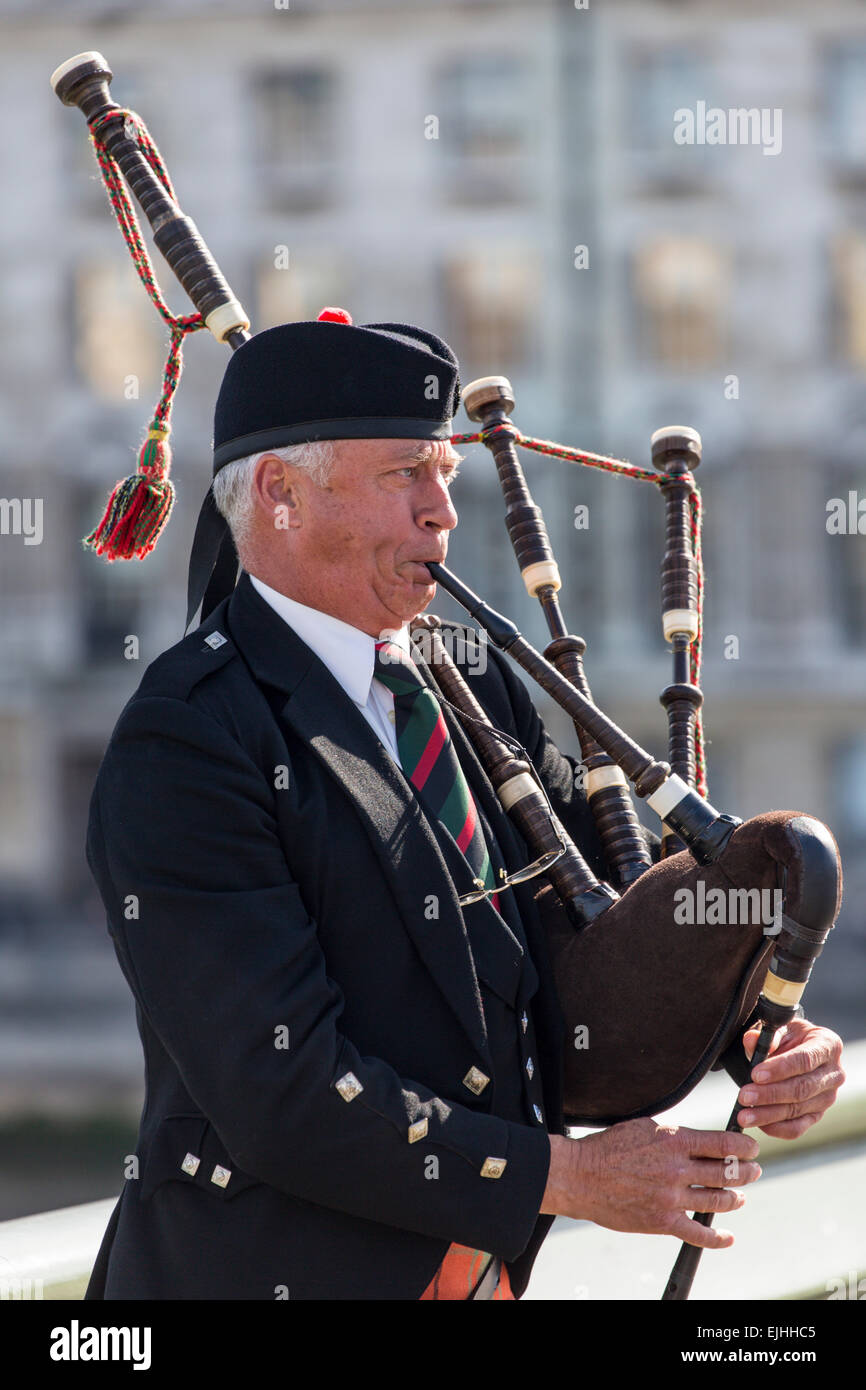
[373,639,499,910]
[375,640,508,1296]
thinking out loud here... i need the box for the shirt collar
[248,572,413,706]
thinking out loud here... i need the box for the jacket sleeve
[87,694,550,1262]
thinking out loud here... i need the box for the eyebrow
[403,443,464,465]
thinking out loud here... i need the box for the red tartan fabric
[419,1243,515,1300]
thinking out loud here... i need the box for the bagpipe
[52,52,843,1301]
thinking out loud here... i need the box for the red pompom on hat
[317,306,353,324]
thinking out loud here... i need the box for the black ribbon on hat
[185,484,239,633]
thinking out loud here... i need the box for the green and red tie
[373,640,500,912]
[375,639,505,1294]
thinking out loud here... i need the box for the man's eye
[392,463,459,481]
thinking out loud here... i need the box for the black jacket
[84,570,638,1300]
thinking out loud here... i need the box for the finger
[742,1025,767,1062]
[742,1024,785,1062]
[678,1127,760,1161]
[669,1212,736,1250]
[684,1186,747,1217]
[749,1035,842,1085]
[738,1061,844,1112]
[688,1158,762,1188]
[753,1114,821,1140]
[750,1049,819,1083]
[738,1097,832,1130]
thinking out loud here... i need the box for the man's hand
[736,1016,845,1139]
[540,1120,761,1248]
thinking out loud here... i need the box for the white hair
[212,440,337,559]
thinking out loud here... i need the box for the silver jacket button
[463,1066,490,1095]
[480,1157,507,1179]
[335,1072,364,1102]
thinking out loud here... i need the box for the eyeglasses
[458,843,567,906]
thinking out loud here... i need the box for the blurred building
[0,0,863,1032]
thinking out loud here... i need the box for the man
[85,313,844,1300]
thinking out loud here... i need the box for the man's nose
[417,473,458,532]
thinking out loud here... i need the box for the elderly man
[84,313,843,1300]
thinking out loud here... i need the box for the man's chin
[409,580,436,616]
[381,570,437,625]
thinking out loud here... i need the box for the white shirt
[248,573,412,766]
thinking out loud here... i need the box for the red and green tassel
[83,424,175,560]
[82,107,205,561]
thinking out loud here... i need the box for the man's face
[253,437,461,635]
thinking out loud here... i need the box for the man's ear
[255,454,303,531]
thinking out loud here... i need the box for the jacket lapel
[224,573,491,1060]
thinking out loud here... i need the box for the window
[435,55,530,203]
[626,46,712,187]
[73,260,162,402]
[75,484,143,663]
[253,68,337,211]
[822,464,866,647]
[632,237,728,369]
[830,233,866,367]
[834,735,866,839]
[823,41,866,171]
[440,248,539,375]
[0,715,36,882]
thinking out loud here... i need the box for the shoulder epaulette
[135,623,239,703]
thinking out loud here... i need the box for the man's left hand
[736,1018,845,1139]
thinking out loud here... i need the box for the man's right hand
[540,1119,762,1249]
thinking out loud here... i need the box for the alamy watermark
[0,497,42,545]
[374,625,488,676]
[674,102,782,157]
[674,882,782,934]
[50,1320,151,1369]
[826,492,866,534]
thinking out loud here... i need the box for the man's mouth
[408,558,444,574]
[409,564,438,583]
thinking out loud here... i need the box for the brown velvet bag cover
[541,810,842,1126]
